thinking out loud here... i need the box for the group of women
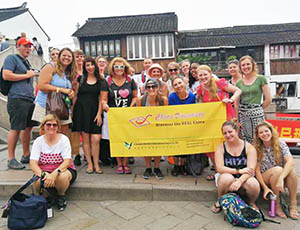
[28,48,298,218]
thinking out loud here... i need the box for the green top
[236,75,268,105]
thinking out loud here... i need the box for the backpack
[0,55,31,96]
[219,193,263,228]
[185,154,206,185]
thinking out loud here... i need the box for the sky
[2,0,300,48]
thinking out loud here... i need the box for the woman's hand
[94,114,102,126]
[222,98,234,104]
[263,187,274,200]
[275,177,285,193]
[103,103,109,112]
[42,172,56,188]
[239,167,255,176]
[229,179,242,191]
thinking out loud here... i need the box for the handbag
[46,91,69,120]
[2,176,48,230]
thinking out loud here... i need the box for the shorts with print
[7,98,39,130]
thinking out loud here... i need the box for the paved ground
[0,200,299,230]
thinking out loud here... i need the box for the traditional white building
[0,2,50,59]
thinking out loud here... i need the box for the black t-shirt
[101,76,137,107]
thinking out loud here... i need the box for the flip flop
[289,205,299,220]
[206,174,215,181]
[86,168,94,174]
[124,166,132,174]
[211,203,222,214]
[116,166,124,174]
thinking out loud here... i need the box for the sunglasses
[114,65,125,69]
[146,85,157,89]
[169,68,178,72]
[45,123,58,128]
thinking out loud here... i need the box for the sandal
[276,207,287,219]
[289,205,299,220]
[206,174,215,181]
[95,168,103,174]
[116,166,124,174]
[86,168,94,174]
[124,166,132,174]
[211,203,222,214]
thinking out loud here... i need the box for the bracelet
[56,87,59,93]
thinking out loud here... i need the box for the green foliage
[227,55,237,62]
[177,54,212,64]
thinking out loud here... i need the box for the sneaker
[20,155,30,164]
[57,195,67,211]
[74,154,81,166]
[154,168,164,180]
[143,168,152,179]
[8,158,25,170]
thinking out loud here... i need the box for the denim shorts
[7,98,39,130]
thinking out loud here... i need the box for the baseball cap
[17,37,33,46]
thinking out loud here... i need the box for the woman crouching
[30,114,77,211]
[254,121,298,219]
[211,120,260,213]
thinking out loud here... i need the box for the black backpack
[0,55,31,96]
[186,154,206,184]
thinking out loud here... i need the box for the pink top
[197,78,235,120]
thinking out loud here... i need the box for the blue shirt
[3,54,34,101]
[168,91,196,105]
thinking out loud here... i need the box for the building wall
[270,59,300,75]
[0,11,50,61]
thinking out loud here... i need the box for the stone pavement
[0,199,299,230]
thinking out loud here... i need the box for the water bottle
[267,193,276,217]
[65,96,71,110]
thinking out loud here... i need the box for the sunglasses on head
[114,65,125,69]
[169,68,178,72]
[146,85,157,90]
[45,123,58,128]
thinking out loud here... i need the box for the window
[276,82,297,97]
[270,44,300,59]
[97,41,102,55]
[84,42,90,56]
[103,41,108,55]
[83,39,121,57]
[115,40,121,56]
[91,42,96,56]
[109,40,115,56]
[127,34,175,60]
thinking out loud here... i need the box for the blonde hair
[108,57,131,76]
[254,121,281,165]
[55,48,77,82]
[239,55,258,75]
[40,114,61,133]
[197,65,219,100]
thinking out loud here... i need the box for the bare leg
[7,130,21,160]
[242,177,260,209]
[154,157,160,168]
[145,157,152,168]
[20,127,32,157]
[60,124,69,135]
[55,171,72,195]
[217,173,235,198]
[91,134,101,172]
[285,169,298,219]
[81,132,93,171]
[116,157,123,168]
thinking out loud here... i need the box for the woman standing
[254,121,298,219]
[101,57,137,174]
[137,79,168,179]
[196,65,241,180]
[72,57,104,174]
[165,62,181,93]
[33,48,77,134]
[227,60,242,86]
[30,114,77,211]
[49,48,59,64]
[236,56,271,144]
[180,59,191,87]
[169,76,196,176]
[211,120,259,213]
[189,62,200,95]
[147,63,169,97]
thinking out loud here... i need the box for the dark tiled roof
[0,4,28,22]
[73,12,178,37]
[178,23,300,49]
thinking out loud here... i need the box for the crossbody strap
[10,175,40,200]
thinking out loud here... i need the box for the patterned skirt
[238,104,265,144]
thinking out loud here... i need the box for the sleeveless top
[35,72,72,108]
[223,141,247,178]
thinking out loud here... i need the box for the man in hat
[2,37,38,169]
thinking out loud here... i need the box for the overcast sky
[2,0,300,48]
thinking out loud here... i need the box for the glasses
[114,65,125,69]
[146,85,157,90]
[169,68,178,72]
[45,123,58,128]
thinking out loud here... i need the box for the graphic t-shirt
[101,76,137,108]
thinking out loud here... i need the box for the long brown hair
[55,47,77,81]
[239,55,258,76]
[254,121,281,165]
[197,65,219,100]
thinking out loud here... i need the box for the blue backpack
[219,193,263,228]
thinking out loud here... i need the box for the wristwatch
[56,169,61,175]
